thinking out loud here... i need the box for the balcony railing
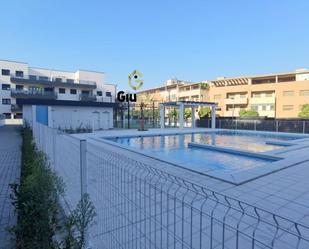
[224,97,248,105]
[11,104,22,112]
[79,93,97,101]
[11,89,57,100]
[10,75,97,89]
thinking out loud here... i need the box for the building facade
[137,79,209,106]
[137,69,309,119]
[0,59,117,129]
[208,69,309,118]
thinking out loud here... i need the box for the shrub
[239,108,259,118]
[298,104,309,118]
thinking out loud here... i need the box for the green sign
[128,70,144,91]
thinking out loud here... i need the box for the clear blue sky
[1,0,309,90]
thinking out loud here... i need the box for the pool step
[188,142,283,161]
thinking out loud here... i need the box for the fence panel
[32,122,309,248]
[85,140,309,249]
[278,120,304,133]
[32,122,82,212]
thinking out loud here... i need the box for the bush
[239,108,259,118]
[10,127,64,249]
[10,127,96,249]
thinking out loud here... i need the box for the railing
[10,75,97,86]
[32,121,309,248]
[79,93,97,101]
[197,119,309,134]
[11,89,57,99]
[11,104,22,112]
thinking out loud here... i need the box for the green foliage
[168,109,179,119]
[10,127,64,249]
[62,194,96,249]
[298,104,309,118]
[198,107,211,118]
[239,108,259,118]
[184,108,192,121]
[199,82,209,90]
[10,127,96,249]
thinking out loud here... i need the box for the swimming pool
[106,131,300,177]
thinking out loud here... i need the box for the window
[214,94,221,100]
[252,92,261,98]
[282,105,294,111]
[2,84,10,90]
[16,85,24,91]
[70,89,77,94]
[2,98,11,105]
[265,92,273,97]
[55,78,62,82]
[67,79,74,83]
[39,76,49,81]
[251,105,258,111]
[15,71,24,77]
[106,91,112,97]
[1,69,10,76]
[283,91,294,96]
[3,113,11,119]
[59,88,66,94]
[97,91,102,96]
[29,75,37,80]
[300,90,309,96]
[270,104,274,111]
[14,113,22,119]
[262,105,266,111]
[81,90,90,95]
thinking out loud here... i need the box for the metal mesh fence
[32,122,309,248]
[197,119,309,134]
[86,141,309,249]
[32,122,82,211]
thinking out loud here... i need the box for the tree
[198,107,211,118]
[298,104,309,118]
[199,82,209,90]
[239,108,259,118]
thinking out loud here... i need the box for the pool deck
[74,128,309,227]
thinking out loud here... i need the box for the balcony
[11,104,22,112]
[224,109,240,117]
[79,93,97,101]
[10,75,97,89]
[11,90,57,100]
[224,97,248,105]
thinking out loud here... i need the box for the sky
[1,0,309,91]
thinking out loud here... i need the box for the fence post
[79,139,90,248]
[303,121,306,134]
[276,120,279,132]
[219,119,222,129]
[254,120,257,131]
[52,128,57,169]
[235,119,238,130]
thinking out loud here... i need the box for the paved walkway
[0,126,21,249]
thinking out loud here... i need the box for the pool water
[107,132,298,174]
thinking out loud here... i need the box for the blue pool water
[107,132,299,174]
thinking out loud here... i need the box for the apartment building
[208,69,309,118]
[0,59,117,129]
[137,79,209,105]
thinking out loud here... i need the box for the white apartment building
[0,59,117,129]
